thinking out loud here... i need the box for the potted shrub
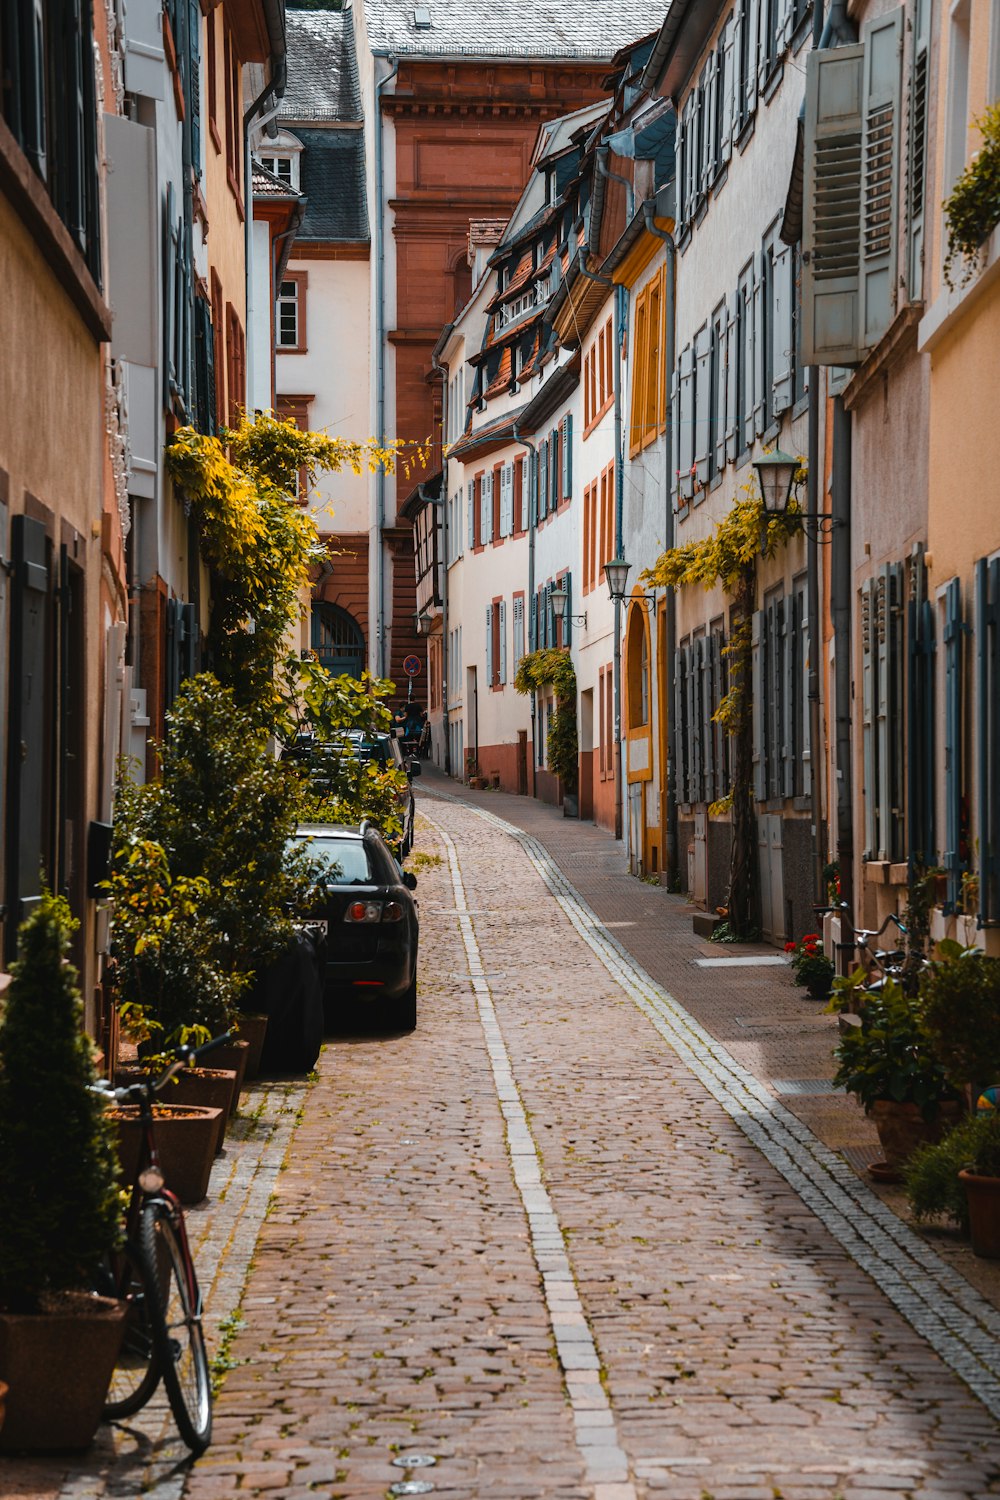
[0,895,126,1450]
[905,1110,1000,1258]
[785,933,835,999]
[920,941,1000,1103]
[832,977,962,1175]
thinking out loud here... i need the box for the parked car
[291,822,419,1030]
[287,729,419,857]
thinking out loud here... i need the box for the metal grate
[772,1078,840,1095]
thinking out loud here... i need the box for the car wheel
[388,974,416,1032]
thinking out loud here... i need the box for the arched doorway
[311,602,365,678]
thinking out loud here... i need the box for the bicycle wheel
[141,1200,212,1454]
[99,1241,161,1418]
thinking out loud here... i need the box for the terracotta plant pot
[209,1038,250,1115]
[0,1293,125,1451]
[112,1104,222,1205]
[959,1170,1000,1259]
[870,1099,963,1170]
[116,1066,236,1154]
[234,1012,268,1082]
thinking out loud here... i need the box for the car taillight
[382,901,404,923]
[345,901,382,923]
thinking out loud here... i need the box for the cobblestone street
[9,782,1000,1500]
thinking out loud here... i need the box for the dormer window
[413,5,432,28]
[259,152,299,190]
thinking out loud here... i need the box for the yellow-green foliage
[641,490,802,594]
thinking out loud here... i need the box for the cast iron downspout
[374,54,399,678]
[831,395,854,946]
[431,341,451,775]
[243,56,287,409]
[577,249,625,839]
[512,421,538,782]
[596,146,634,224]
[641,200,678,885]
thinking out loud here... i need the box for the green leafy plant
[831,978,957,1121]
[943,102,1000,287]
[514,649,578,794]
[784,933,835,991]
[0,895,122,1312]
[905,1111,1000,1229]
[920,942,1000,1097]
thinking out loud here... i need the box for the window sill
[918,224,1000,354]
[792,392,811,420]
[210,119,223,155]
[276,345,307,356]
[735,116,756,154]
[792,6,814,52]
[761,60,784,106]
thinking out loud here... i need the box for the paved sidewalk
[417,767,1000,1314]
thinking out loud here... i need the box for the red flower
[784,942,797,953]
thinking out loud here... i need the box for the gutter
[431,332,453,776]
[374,52,399,679]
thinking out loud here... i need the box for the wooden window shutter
[943,578,964,910]
[725,293,740,461]
[801,42,865,366]
[861,578,877,858]
[499,600,507,684]
[906,0,930,301]
[693,324,712,485]
[688,642,702,802]
[485,605,494,686]
[776,0,794,53]
[720,19,736,163]
[751,252,766,437]
[563,572,573,648]
[676,109,687,228]
[799,583,811,797]
[550,428,560,504]
[539,439,548,517]
[702,637,715,803]
[468,480,476,550]
[713,306,728,474]
[751,610,765,803]
[673,646,688,804]
[740,273,755,450]
[521,455,531,531]
[860,7,903,352]
[743,0,761,121]
[907,552,935,869]
[562,415,573,499]
[678,344,695,498]
[771,241,794,415]
[670,367,680,506]
[976,558,1000,923]
[530,591,538,652]
[701,55,718,190]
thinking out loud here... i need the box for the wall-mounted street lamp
[603,558,656,609]
[549,584,587,631]
[753,449,839,542]
[413,610,433,636]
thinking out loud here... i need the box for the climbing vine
[514,648,579,794]
[641,485,802,940]
[165,413,425,716]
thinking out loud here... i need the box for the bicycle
[95,1032,231,1454]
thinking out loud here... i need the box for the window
[486,599,507,689]
[276,274,307,352]
[513,595,525,673]
[976,555,1000,921]
[599,663,615,780]
[627,606,650,729]
[584,316,614,433]
[260,154,295,186]
[630,267,665,455]
[583,464,615,593]
[223,21,243,206]
[859,566,905,859]
[225,303,245,426]
[674,629,730,806]
[207,9,221,153]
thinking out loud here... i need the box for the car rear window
[298,838,375,885]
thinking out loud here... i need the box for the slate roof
[295,128,369,244]
[280,10,362,124]
[361,0,661,58]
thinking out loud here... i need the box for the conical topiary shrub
[0,893,121,1314]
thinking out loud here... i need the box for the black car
[292,822,419,1030]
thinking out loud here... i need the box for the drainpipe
[374,53,399,678]
[641,199,678,885]
[596,146,634,225]
[269,207,305,406]
[831,395,854,947]
[243,56,287,411]
[577,249,625,840]
[431,340,452,776]
[512,421,538,785]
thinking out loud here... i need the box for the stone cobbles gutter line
[423,792,1000,1425]
[430,812,640,1500]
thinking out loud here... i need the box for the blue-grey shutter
[752,610,765,802]
[713,307,727,474]
[499,600,507,684]
[481,472,492,544]
[670,366,680,505]
[675,103,688,229]
[875,570,890,859]
[687,641,700,801]
[485,605,494,686]
[550,428,559,504]
[906,0,930,301]
[781,595,795,797]
[860,7,903,352]
[530,590,538,651]
[720,19,736,164]
[943,577,963,910]
[562,415,573,499]
[545,582,554,648]
[563,572,573,648]
[702,636,716,802]
[539,439,548,517]
[701,53,718,189]
[7,515,49,945]
[521,455,531,531]
[888,561,905,860]
[799,583,811,797]
[776,0,794,52]
[751,252,766,437]
[673,647,688,804]
[678,344,695,498]
[742,0,761,121]
[740,272,755,451]
[907,551,935,869]
[861,579,876,858]
[188,0,201,175]
[976,557,1000,922]
[693,324,712,487]
[467,480,475,551]
[725,294,739,461]
[771,241,794,416]
[801,43,865,365]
